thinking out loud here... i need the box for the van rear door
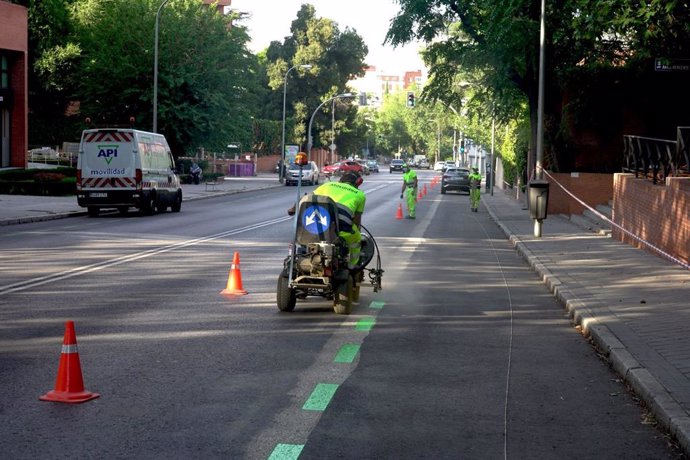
[79,129,136,191]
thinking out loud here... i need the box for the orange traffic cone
[40,321,99,404]
[396,203,404,220]
[221,251,248,295]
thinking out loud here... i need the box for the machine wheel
[171,191,182,213]
[333,276,353,315]
[277,273,296,312]
[87,207,99,217]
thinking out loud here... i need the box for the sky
[229,0,426,75]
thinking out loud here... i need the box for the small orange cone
[396,203,404,220]
[40,321,99,404]
[221,251,248,295]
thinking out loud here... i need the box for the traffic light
[407,92,415,108]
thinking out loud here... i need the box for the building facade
[0,0,28,168]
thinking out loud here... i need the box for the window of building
[1,55,8,89]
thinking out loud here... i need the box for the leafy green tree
[264,4,367,153]
[387,0,690,175]
[67,0,259,155]
[28,0,82,146]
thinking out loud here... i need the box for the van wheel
[171,192,182,212]
[87,207,99,217]
[141,194,156,216]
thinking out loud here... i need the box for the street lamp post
[280,64,312,183]
[533,0,547,237]
[307,93,353,162]
[153,0,171,133]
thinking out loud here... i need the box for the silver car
[285,161,320,186]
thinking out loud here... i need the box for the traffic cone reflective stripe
[396,203,403,220]
[221,251,248,295]
[40,321,99,404]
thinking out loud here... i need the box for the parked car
[434,161,446,172]
[418,158,430,169]
[441,167,471,195]
[366,160,379,173]
[356,159,370,175]
[285,161,320,186]
[339,160,364,176]
[322,162,341,179]
[390,159,405,173]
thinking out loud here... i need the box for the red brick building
[0,0,28,168]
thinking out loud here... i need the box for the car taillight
[76,169,82,190]
[135,169,142,189]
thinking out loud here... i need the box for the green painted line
[369,300,385,309]
[356,316,376,331]
[302,383,339,411]
[334,343,360,363]
[268,443,304,460]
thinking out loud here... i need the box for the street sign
[655,58,690,72]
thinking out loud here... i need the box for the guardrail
[623,129,690,184]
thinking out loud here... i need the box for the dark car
[441,167,471,194]
[389,159,405,173]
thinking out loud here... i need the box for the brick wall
[545,172,614,215]
[0,1,28,168]
[612,174,689,267]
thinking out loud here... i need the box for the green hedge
[0,168,77,196]
[0,181,76,196]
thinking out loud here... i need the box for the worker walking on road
[469,167,482,212]
[400,163,418,219]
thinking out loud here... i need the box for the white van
[76,128,182,216]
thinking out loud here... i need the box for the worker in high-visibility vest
[288,171,365,269]
[469,167,482,212]
[400,163,418,219]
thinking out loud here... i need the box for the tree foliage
[263,4,368,153]
[387,0,690,175]
[27,0,260,156]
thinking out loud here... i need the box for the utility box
[528,180,550,220]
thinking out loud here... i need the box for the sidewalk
[2,177,689,453]
[483,190,690,454]
[0,173,282,226]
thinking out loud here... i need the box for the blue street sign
[302,205,331,234]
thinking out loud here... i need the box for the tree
[264,4,367,153]
[28,0,82,146]
[386,0,690,174]
[67,0,259,155]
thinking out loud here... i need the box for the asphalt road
[0,171,682,459]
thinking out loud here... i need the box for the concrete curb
[0,183,282,227]
[483,199,690,455]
